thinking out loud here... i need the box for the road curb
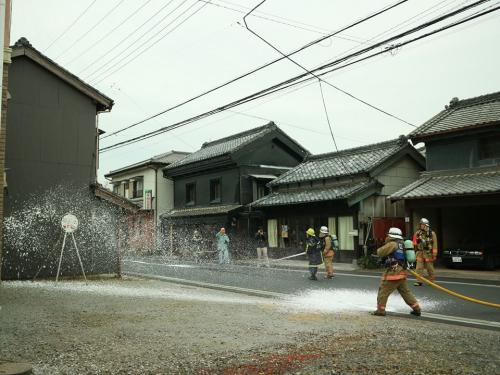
[123,271,287,299]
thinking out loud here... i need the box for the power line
[90,0,212,85]
[99,0,497,153]
[197,0,367,44]
[55,0,126,60]
[243,0,344,151]
[65,0,153,66]
[242,0,415,148]
[85,0,190,82]
[99,0,408,140]
[77,0,177,76]
[44,0,98,52]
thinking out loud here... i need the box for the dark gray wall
[234,136,304,167]
[173,167,240,208]
[426,129,500,171]
[5,56,98,208]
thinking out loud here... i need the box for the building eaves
[91,184,140,212]
[410,91,500,142]
[251,180,376,207]
[390,167,500,201]
[12,37,113,111]
[161,204,242,218]
[269,137,409,186]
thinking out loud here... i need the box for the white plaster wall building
[105,151,189,226]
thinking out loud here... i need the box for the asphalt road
[123,256,500,328]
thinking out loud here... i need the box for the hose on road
[408,269,500,309]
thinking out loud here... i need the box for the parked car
[442,239,500,270]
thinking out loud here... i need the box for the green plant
[357,254,380,269]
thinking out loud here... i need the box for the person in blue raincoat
[216,227,230,264]
[305,228,323,280]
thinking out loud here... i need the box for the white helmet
[388,227,403,240]
[320,226,329,234]
[420,218,430,226]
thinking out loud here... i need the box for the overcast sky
[10,0,500,184]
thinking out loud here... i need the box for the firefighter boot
[410,309,421,317]
[371,310,386,316]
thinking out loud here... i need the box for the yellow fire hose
[408,269,500,309]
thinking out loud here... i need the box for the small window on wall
[210,178,221,202]
[479,136,500,160]
[132,180,144,198]
[267,219,278,247]
[113,184,119,195]
[186,183,196,206]
[338,216,354,250]
[257,184,268,199]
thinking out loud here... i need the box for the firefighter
[372,227,421,317]
[305,228,322,281]
[412,218,438,286]
[319,226,336,279]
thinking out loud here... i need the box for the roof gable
[269,137,413,186]
[166,122,307,170]
[11,38,113,111]
[410,91,500,141]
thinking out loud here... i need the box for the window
[113,184,119,195]
[186,183,196,205]
[338,216,354,250]
[479,136,500,160]
[124,182,129,198]
[132,180,143,198]
[257,185,267,199]
[210,178,221,202]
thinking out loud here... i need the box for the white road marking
[123,259,500,288]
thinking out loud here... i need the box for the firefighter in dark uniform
[412,218,438,286]
[372,227,421,317]
[305,228,323,281]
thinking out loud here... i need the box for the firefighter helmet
[420,218,430,226]
[388,227,403,240]
[306,228,315,236]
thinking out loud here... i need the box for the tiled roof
[410,92,500,140]
[162,204,242,218]
[269,138,408,186]
[390,168,500,200]
[166,123,275,169]
[251,180,376,207]
[105,151,189,177]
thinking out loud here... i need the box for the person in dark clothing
[255,227,270,267]
[305,228,323,280]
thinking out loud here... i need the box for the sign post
[56,214,87,282]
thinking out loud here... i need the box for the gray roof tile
[162,204,242,218]
[410,92,500,140]
[269,138,407,186]
[251,180,374,207]
[166,123,275,169]
[390,168,500,200]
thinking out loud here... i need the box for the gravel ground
[0,276,499,375]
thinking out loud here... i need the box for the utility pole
[0,0,11,282]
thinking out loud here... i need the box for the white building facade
[105,151,190,226]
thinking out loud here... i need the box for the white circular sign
[61,214,79,233]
